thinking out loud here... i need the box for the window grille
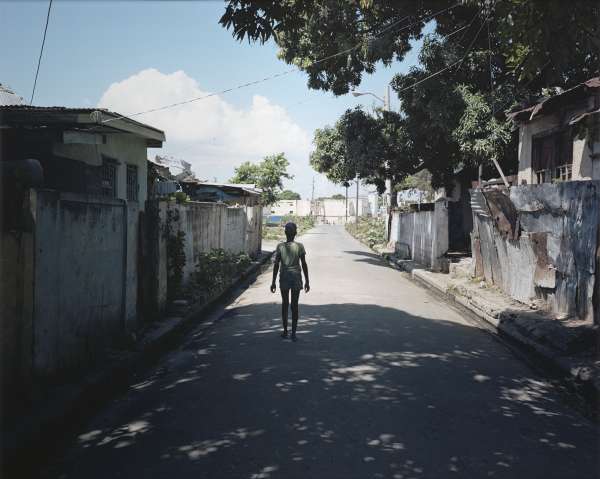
[532,128,573,184]
[101,160,117,198]
[126,165,138,201]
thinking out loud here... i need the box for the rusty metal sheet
[529,232,556,289]
[483,190,520,240]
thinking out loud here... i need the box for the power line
[395,15,488,95]
[30,0,53,105]
[98,3,464,125]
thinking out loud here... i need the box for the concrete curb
[345,229,599,401]
[3,250,275,468]
[380,253,600,398]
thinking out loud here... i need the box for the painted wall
[165,201,263,286]
[31,190,138,376]
[471,182,600,322]
[314,198,369,224]
[390,201,449,271]
[268,200,312,217]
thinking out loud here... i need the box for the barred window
[101,159,117,198]
[126,164,139,201]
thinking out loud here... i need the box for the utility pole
[345,182,349,225]
[355,176,359,227]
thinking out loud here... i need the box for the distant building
[267,199,312,217]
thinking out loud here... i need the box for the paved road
[43,225,598,479]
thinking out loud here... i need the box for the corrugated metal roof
[508,76,600,123]
[0,84,24,106]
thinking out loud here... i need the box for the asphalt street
[42,225,599,479]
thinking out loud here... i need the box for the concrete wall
[390,200,449,271]
[267,200,312,217]
[314,198,369,224]
[31,190,138,376]
[471,181,600,321]
[164,201,263,287]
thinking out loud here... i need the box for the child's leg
[280,288,290,335]
[290,289,300,338]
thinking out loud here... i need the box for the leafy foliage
[220,1,599,94]
[164,208,186,300]
[194,249,252,296]
[310,106,415,195]
[230,153,293,205]
[278,189,301,200]
[346,217,386,249]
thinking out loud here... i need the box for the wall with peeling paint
[471,181,600,322]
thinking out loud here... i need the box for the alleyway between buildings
[41,226,598,479]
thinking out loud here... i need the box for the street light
[351,90,386,105]
[351,86,393,221]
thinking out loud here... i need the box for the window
[100,159,117,198]
[126,164,139,201]
[532,128,573,183]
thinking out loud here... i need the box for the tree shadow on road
[42,302,599,479]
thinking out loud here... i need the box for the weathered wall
[391,201,449,271]
[1,226,34,403]
[32,190,138,376]
[224,207,246,254]
[471,181,600,321]
[164,201,263,286]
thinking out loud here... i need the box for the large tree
[220,0,599,95]
[310,106,416,200]
[230,153,293,205]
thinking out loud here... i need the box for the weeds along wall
[163,200,263,288]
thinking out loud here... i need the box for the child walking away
[270,222,310,342]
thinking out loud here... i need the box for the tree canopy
[221,1,599,95]
[230,153,293,205]
[278,190,302,200]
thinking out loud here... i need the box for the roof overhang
[0,107,165,147]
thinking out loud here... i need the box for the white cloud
[98,68,319,196]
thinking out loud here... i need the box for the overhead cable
[98,3,463,125]
[30,0,53,105]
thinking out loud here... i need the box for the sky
[0,0,425,199]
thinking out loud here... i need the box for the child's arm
[271,247,280,293]
[301,254,310,293]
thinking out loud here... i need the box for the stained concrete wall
[31,190,139,376]
[391,200,449,271]
[164,201,263,286]
[471,181,600,321]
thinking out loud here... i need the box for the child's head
[284,222,297,240]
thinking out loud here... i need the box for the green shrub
[194,249,252,296]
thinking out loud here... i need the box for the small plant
[164,208,186,300]
[194,249,252,297]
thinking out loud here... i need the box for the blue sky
[1,1,425,198]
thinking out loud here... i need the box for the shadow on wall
[41,303,598,479]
